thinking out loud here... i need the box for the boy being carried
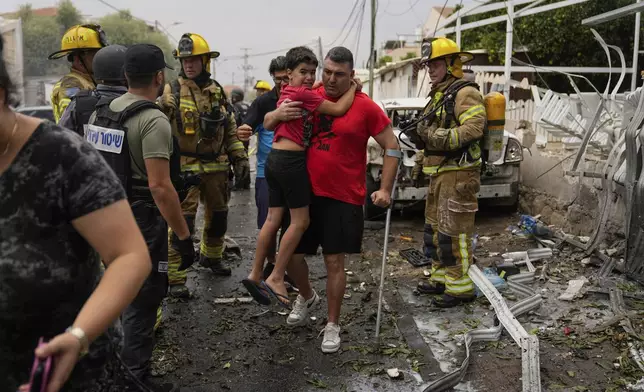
[242,46,356,307]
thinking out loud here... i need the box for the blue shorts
[255,177,269,229]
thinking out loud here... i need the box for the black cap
[124,44,173,76]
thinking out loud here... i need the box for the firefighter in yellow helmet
[158,33,250,298]
[48,24,108,123]
[411,37,486,308]
[254,80,271,97]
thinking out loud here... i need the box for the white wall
[374,63,416,100]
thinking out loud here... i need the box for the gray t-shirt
[89,92,172,181]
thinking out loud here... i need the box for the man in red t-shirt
[266,47,400,353]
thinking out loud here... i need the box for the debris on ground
[154,194,644,391]
[559,277,589,301]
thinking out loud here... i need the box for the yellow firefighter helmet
[254,80,271,91]
[173,33,220,59]
[420,37,473,79]
[48,24,108,60]
[173,33,219,74]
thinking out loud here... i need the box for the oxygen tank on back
[483,92,505,163]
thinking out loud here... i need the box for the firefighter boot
[417,282,446,295]
[432,293,476,308]
[200,254,232,276]
[169,284,190,299]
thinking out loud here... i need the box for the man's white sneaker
[321,323,341,353]
[286,290,320,326]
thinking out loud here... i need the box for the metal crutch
[375,152,402,339]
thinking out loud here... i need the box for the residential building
[423,5,455,38]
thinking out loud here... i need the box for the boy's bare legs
[265,205,310,303]
[248,207,284,283]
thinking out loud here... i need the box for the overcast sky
[1,0,465,87]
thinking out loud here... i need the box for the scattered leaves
[307,379,328,389]
[223,362,231,369]
[617,283,638,292]
[346,345,374,355]
[381,347,411,357]
[463,318,480,329]
[587,302,609,310]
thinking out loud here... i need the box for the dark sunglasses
[272,76,289,84]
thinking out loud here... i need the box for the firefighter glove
[171,233,196,271]
[407,130,426,150]
[158,92,177,114]
[426,127,456,151]
[182,172,202,188]
[233,158,250,189]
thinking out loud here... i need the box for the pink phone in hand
[28,338,53,392]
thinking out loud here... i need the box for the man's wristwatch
[66,326,90,357]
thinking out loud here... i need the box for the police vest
[87,98,182,201]
[422,79,483,163]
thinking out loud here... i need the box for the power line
[432,0,451,37]
[354,0,367,64]
[327,0,362,47]
[95,0,177,43]
[218,40,317,61]
[383,0,422,17]
[155,21,178,43]
[95,0,153,24]
[340,0,366,46]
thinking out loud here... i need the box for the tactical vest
[71,90,100,136]
[88,98,182,201]
[422,79,483,163]
[233,101,250,128]
[171,78,231,162]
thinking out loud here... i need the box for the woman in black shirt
[0,39,152,391]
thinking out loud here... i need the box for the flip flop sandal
[242,279,272,306]
[261,280,291,309]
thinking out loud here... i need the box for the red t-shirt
[273,85,324,146]
[307,87,392,206]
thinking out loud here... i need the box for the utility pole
[240,48,254,92]
[368,0,376,98]
[317,36,324,80]
[232,72,235,86]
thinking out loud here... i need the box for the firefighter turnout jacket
[416,76,486,175]
[164,77,246,173]
[51,69,95,124]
